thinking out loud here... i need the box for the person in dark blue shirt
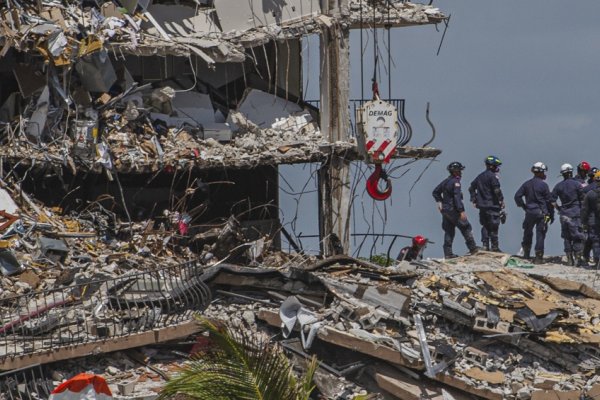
[575,161,591,187]
[514,162,554,264]
[432,162,478,258]
[582,171,600,267]
[583,176,598,264]
[588,167,599,185]
[469,155,504,252]
[551,163,585,266]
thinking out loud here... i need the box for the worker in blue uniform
[514,162,554,264]
[551,163,585,266]
[588,167,599,185]
[582,171,600,268]
[469,155,504,252]
[432,162,478,258]
[583,173,599,264]
[575,161,591,187]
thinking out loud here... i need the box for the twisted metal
[0,260,211,365]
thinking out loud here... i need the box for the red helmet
[412,235,427,247]
[578,161,591,172]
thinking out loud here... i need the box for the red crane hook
[366,164,392,201]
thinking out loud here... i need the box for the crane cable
[366,0,394,201]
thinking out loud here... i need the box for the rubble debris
[1,246,600,399]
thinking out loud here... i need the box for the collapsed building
[8,0,599,399]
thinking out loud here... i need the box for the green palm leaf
[159,318,317,400]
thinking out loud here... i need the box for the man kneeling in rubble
[397,235,427,262]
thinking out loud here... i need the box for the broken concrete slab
[213,0,321,33]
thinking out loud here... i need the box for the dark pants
[479,208,500,249]
[588,224,600,261]
[442,211,476,256]
[522,212,546,252]
[584,217,596,259]
[559,215,584,253]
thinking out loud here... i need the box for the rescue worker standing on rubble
[468,155,505,252]
[397,235,427,262]
[583,169,599,264]
[582,171,600,268]
[514,162,554,264]
[432,162,479,258]
[551,164,585,266]
[588,167,599,185]
[575,161,591,187]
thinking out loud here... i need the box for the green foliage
[366,254,392,267]
[158,318,317,400]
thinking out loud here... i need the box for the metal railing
[0,260,211,363]
[304,98,413,146]
[0,364,53,400]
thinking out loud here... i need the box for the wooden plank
[0,321,200,371]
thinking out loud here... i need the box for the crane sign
[356,100,399,201]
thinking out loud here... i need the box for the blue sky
[279,1,600,258]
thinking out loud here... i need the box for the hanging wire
[360,0,364,100]
[372,0,379,99]
[387,0,392,99]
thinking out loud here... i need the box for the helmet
[412,235,427,247]
[560,163,573,174]
[595,170,600,181]
[531,162,547,173]
[578,161,591,173]
[447,161,465,172]
[588,167,599,179]
[485,156,502,167]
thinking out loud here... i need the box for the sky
[279,0,600,258]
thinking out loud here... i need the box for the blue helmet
[485,155,502,167]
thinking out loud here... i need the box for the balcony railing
[0,260,211,365]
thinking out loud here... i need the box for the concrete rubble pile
[0,169,581,400]
[0,0,444,175]
[0,158,595,399]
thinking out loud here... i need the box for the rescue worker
[397,235,427,262]
[432,162,479,258]
[588,167,599,185]
[575,161,591,187]
[583,171,599,264]
[514,162,554,264]
[551,164,585,266]
[582,171,600,267]
[469,155,504,252]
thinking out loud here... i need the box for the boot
[468,246,481,255]
[566,252,575,266]
[522,246,531,259]
[483,243,490,251]
[443,247,457,259]
[491,238,501,253]
[576,252,588,268]
[533,251,544,264]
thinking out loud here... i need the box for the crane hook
[366,164,392,201]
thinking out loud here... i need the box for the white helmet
[531,162,547,173]
[560,163,573,174]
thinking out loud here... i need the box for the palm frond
[158,318,317,400]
